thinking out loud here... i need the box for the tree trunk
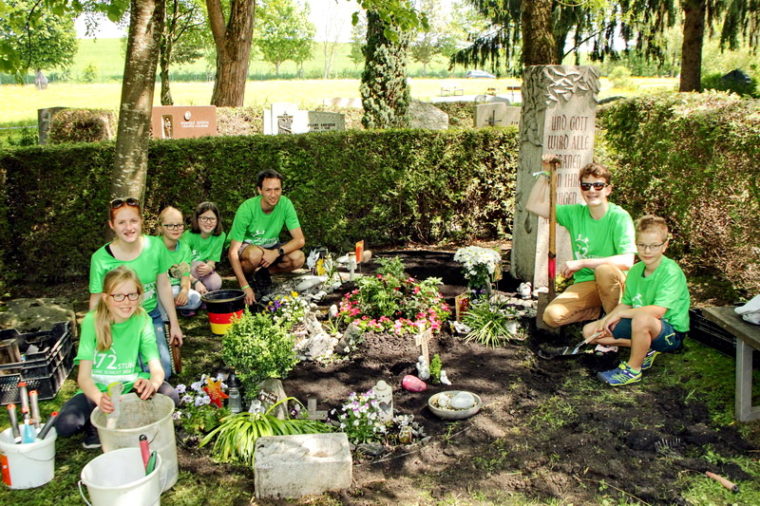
[159,0,178,106]
[207,0,255,107]
[521,0,557,66]
[679,0,705,92]
[159,39,173,105]
[111,0,165,202]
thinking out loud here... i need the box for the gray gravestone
[307,111,345,132]
[37,107,67,145]
[264,103,309,135]
[408,101,449,130]
[257,378,289,419]
[511,65,600,287]
[475,103,521,127]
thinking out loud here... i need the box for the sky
[75,0,363,43]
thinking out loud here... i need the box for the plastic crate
[0,321,75,405]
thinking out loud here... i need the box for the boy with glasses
[526,162,637,329]
[582,215,690,385]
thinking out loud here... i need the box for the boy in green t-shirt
[583,215,690,386]
[526,161,637,329]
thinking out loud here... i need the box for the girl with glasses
[157,206,202,317]
[89,198,183,380]
[55,267,178,448]
[182,201,226,294]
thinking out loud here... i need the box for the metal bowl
[428,391,482,420]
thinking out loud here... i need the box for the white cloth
[736,295,760,325]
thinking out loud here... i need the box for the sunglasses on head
[110,197,140,209]
[580,182,608,191]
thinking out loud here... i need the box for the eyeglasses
[636,241,666,251]
[163,223,185,230]
[580,182,608,191]
[199,216,217,223]
[110,197,140,209]
[109,292,140,302]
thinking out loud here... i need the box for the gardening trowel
[536,330,603,359]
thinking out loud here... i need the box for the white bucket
[91,392,178,491]
[79,447,162,506]
[0,426,57,489]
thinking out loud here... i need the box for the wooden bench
[702,306,760,421]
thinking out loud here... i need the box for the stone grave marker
[408,101,449,130]
[257,378,288,419]
[475,103,521,127]
[511,65,600,288]
[307,111,345,132]
[150,106,217,139]
[306,398,328,421]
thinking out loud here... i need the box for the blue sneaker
[641,350,660,371]
[597,362,642,386]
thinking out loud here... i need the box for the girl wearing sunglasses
[182,201,226,294]
[89,198,183,380]
[56,266,178,448]
[157,205,202,316]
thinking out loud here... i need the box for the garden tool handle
[705,471,739,493]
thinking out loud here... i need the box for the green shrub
[222,309,298,393]
[81,63,97,83]
[701,71,758,97]
[608,65,634,89]
[599,92,760,297]
[49,109,116,143]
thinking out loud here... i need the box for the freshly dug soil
[282,251,756,505]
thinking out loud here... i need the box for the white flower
[181,395,194,405]
[175,384,187,394]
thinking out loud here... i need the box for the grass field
[0,77,678,124]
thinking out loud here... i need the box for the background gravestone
[408,101,449,130]
[150,106,217,139]
[475,103,520,127]
[511,65,600,287]
[307,111,345,132]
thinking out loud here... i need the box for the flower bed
[337,273,450,335]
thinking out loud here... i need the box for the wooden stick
[705,471,739,493]
[543,154,562,299]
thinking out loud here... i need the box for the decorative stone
[401,375,427,392]
[450,391,476,410]
[254,433,352,499]
[0,298,76,335]
[439,370,452,386]
[294,275,327,292]
[257,379,288,419]
[408,100,449,130]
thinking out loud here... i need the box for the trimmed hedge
[599,92,760,297]
[0,128,518,283]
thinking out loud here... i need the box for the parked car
[465,70,496,79]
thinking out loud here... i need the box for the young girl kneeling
[183,201,226,294]
[55,266,178,448]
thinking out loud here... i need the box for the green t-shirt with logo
[75,311,159,393]
[621,256,690,332]
[556,202,637,283]
[229,195,301,247]
[89,235,172,312]
[162,238,193,287]
[182,230,226,263]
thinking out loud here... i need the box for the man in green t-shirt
[583,216,690,385]
[526,162,637,328]
[228,169,306,304]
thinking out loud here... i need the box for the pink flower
[413,286,421,294]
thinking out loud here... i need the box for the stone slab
[0,298,76,336]
[254,433,352,499]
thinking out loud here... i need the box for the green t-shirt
[622,256,691,332]
[229,195,301,247]
[89,235,172,312]
[182,230,226,263]
[162,238,193,287]
[75,311,159,393]
[556,202,637,283]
